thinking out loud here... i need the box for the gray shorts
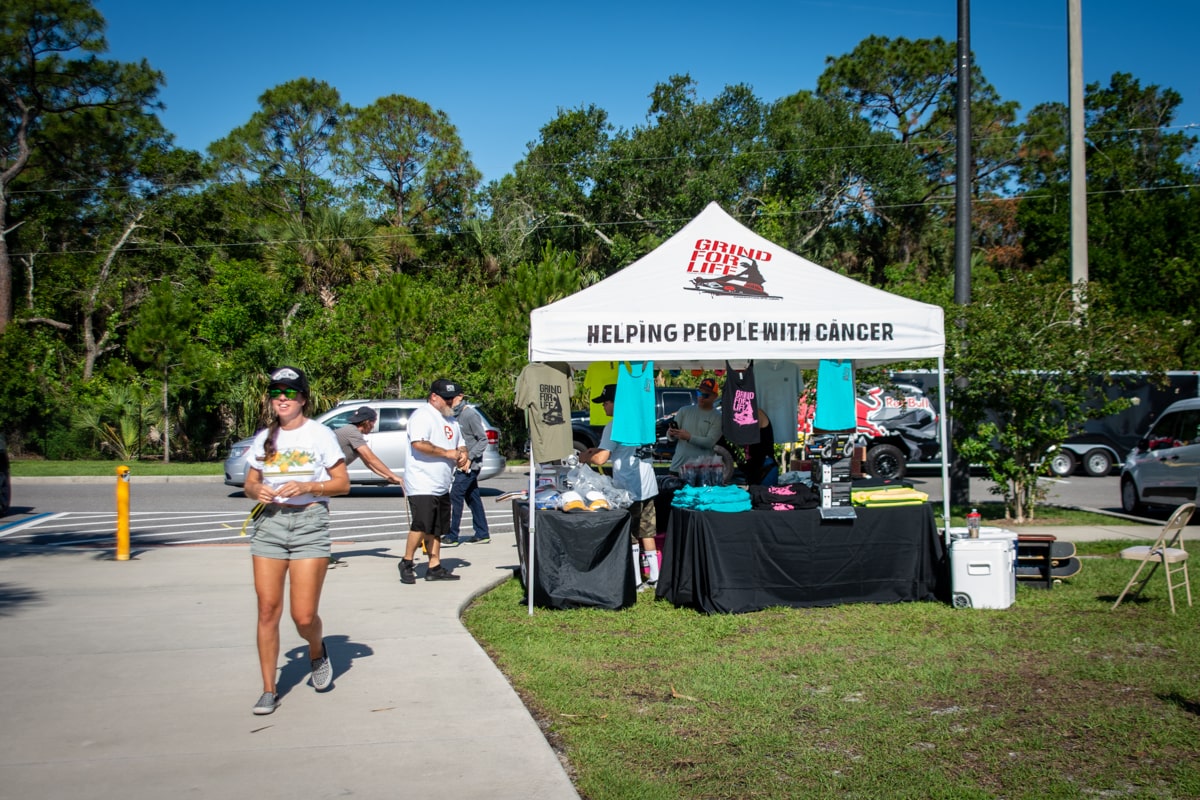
[250,503,331,560]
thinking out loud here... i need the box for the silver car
[1120,397,1200,514]
[224,399,506,487]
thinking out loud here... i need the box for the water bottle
[967,508,981,538]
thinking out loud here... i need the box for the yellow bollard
[115,465,131,561]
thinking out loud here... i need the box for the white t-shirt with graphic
[248,419,344,506]
[405,402,462,496]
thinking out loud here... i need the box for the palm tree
[261,206,387,307]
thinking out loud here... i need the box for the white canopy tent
[524,203,951,613]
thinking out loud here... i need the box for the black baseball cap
[592,384,617,404]
[430,378,464,401]
[268,366,309,395]
[347,406,377,425]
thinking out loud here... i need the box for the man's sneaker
[310,640,333,691]
[425,564,461,581]
[398,559,416,585]
[467,536,491,544]
[440,535,460,548]
[252,692,279,715]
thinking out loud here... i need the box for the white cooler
[950,538,1015,609]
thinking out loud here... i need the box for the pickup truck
[571,387,700,458]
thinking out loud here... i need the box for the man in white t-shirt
[398,379,469,585]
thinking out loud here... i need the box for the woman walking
[244,367,349,715]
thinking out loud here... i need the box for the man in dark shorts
[397,379,470,584]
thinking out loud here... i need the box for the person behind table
[743,407,778,487]
[667,377,723,475]
[579,383,661,589]
[442,396,491,546]
[244,366,350,716]
[397,378,470,584]
[331,406,403,567]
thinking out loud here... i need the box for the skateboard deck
[1016,556,1082,580]
[1017,540,1076,567]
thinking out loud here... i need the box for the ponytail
[262,418,282,463]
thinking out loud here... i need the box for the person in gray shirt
[667,377,724,474]
[332,406,403,566]
[443,400,491,545]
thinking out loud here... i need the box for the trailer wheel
[1082,448,1114,477]
[1048,450,1077,478]
[865,444,906,480]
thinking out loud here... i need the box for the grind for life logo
[581,232,901,347]
[684,236,780,300]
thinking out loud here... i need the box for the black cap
[592,383,617,404]
[347,406,377,425]
[268,366,309,395]
[430,378,464,401]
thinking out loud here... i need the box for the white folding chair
[1111,502,1194,614]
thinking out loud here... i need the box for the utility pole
[1068,0,1088,305]
[949,0,973,507]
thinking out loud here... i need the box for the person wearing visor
[667,377,724,474]
[397,379,470,584]
[244,366,349,716]
[331,406,403,566]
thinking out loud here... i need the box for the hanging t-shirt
[584,361,619,426]
[722,361,760,445]
[814,359,857,431]
[514,362,573,462]
[757,360,803,444]
[612,361,655,445]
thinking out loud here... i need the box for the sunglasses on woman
[268,388,300,399]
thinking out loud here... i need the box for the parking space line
[0,512,68,538]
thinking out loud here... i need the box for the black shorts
[408,493,451,537]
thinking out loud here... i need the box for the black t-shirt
[722,361,761,446]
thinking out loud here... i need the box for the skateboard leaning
[1016,557,1082,580]
[1016,537,1081,586]
[1017,540,1076,567]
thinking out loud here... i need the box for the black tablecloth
[658,505,948,614]
[513,502,636,610]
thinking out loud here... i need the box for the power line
[11,180,1198,260]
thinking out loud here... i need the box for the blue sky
[98,0,1198,187]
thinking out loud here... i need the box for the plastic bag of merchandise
[566,463,633,509]
[534,487,562,510]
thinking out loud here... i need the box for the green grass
[944,502,1135,527]
[10,459,223,477]
[464,546,1200,799]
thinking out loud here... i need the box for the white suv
[224,399,506,487]
[1120,397,1200,514]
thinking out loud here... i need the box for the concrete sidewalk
[0,535,580,800]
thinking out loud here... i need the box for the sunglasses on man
[268,388,301,399]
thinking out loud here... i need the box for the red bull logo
[797,386,936,438]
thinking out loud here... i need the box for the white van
[1119,397,1200,513]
